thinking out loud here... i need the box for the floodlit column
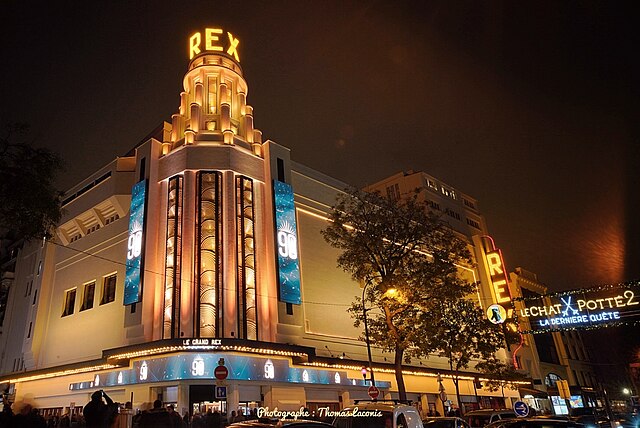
[244,105,254,143]
[252,129,262,156]
[194,81,204,105]
[190,102,201,133]
[184,129,195,145]
[179,92,188,115]
[238,91,246,118]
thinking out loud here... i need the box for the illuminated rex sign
[124,180,147,305]
[273,180,302,305]
[515,283,640,334]
[486,249,512,305]
[189,28,240,61]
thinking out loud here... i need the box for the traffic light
[474,378,483,389]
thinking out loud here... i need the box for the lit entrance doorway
[190,385,227,417]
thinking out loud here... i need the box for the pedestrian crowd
[0,391,266,428]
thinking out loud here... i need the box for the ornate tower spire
[165,28,262,157]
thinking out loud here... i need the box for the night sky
[2,1,638,293]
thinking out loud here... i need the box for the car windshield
[424,420,456,428]
[487,421,586,428]
[333,411,394,428]
[569,408,596,416]
[467,415,492,428]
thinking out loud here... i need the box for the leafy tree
[419,292,505,413]
[321,188,473,400]
[0,123,64,240]
[476,358,529,399]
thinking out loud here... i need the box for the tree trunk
[395,346,407,401]
[453,375,463,416]
[449,356,463,416]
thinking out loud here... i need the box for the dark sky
[2,1,638,293]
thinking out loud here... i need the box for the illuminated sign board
[189,28,240,61]
[273,180,301,305]
[68,353,391,390]
[515,283,640,334]
[486,250,511,305]
[487,304,507,324]
[124,180,147,305]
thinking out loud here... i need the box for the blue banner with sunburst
[273,180,301,304]
[124,180,147,305]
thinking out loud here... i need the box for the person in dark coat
[12,404,46,428]
[138,399,174,428]
[83,390,114,428]
[167,404,185,428]
[0,402,14,428]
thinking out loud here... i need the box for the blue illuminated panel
[273,180,301,305]
[124,180,147,305]
[68,353,392,391]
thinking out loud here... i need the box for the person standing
[167,404,185,427]
[138,399,173,428]
[83,390,114,428]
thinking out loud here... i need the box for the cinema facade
[0,28,527,417]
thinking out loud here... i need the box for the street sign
[214,385,227,400]
[513,401,530,417]
[214,365,229,380]
[368,386,380,400]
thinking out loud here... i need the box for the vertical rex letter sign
[124,180,148,305]
[273,180,301,304]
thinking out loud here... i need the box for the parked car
[569,407,611,428]
[464,409,518,428]
[423,416,471,428]
[332,401,424,428]
[483,417,585,428]
[229,419,334,428]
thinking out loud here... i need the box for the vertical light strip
[236,176,257,340]
[197,171,222,337]
[163,176,183,339]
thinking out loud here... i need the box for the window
[27,322,32,338]
[386,184,400,201]
[463,198,476,209]
[427,179,438,190]
[101,274,117,305]
[81,282,96,311]
[445,208,461,221]
[440,186,457,200]
[62,289,76,316]
[467,218,481,229]
[427,200,440,211]
[277,158,285,182]
[397,414,408,428]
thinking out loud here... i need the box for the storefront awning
[519,387,549,399]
